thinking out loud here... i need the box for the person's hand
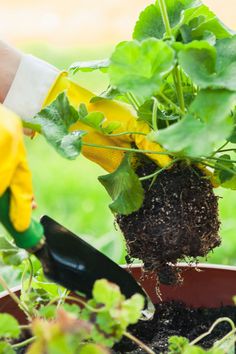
[44,73,172,172]
[0,41,21,103]
[0,104,34,231]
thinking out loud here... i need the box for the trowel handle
[0,190,44,249]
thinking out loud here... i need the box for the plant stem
[12,336,36,349]
[19,325,31,330]
[83,142,173,156]
[124,332,155,354]
[139,160,176,181]
[57,289,68,309]
[106,131,147,137]
[198,158,236,176]
[0,275,31,319]
[190,317,235,346]
[207,156,236,164]
[47,295,104,313]
[207,157,236,168]
[26,257,34,295]
[157,0,172,37]
[20,261,34,318]
[126,92,139,111]
[173,66,186,113]
[22,121,41,133]
[211,141,229,156]
[152,97,159,131]
[217,148,236,153]
[159,92,184,116]
[157,0,185,113]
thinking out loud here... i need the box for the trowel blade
[39,215,149,304]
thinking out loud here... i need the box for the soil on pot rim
[117,161,221,285]
[113,301,236,353]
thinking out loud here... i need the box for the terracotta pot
[0,263,236,324]
[130,263,236,308]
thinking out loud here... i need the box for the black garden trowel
[0,190,153,317]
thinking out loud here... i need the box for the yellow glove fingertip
[9,193,32,232]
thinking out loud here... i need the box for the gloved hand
[44,72,172,172]
[0,104,33,232]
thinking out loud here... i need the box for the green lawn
[1,42,236,289]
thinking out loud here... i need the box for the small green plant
[0,224,235,352]
[0,250,151,354]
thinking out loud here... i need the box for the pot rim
[121,262,236,272]
[1,262,236,300]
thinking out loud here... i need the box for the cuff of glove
[4,54,59,119]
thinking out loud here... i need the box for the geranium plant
[23,0,236,282]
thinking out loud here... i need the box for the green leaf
[151,90,236,157]
[133,4,166,41]
[89,87,128,104]
[190,13,233,40]
[137,99,153,126]
[178,36,236,91]
[168,336,224,354]
[0,314,20,339]
[227,110,236,143]
[174,3,233,40]
[214,154,235,184]
[216,336,235,354]
[133,1,232,42]
[27,92,86,160]
[60,304,81,318]
[0,237,28,266]
[122,294,144,324]
[80,112,105,130]
[98,154,144,215]
[201,31,216,45]
[30,270,66,298]
[69,59,110,74]
[78,103,88,119]
[228,130,236,143]
[109,38,175,99]
[77,108,120,135]
[0,342,16,354]
[133,0,201,40]
[168,336,189,354]
[92,279,123,309]
[38,305,57,320]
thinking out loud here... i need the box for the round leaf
[109,39,175,99]
[0,314,20,339]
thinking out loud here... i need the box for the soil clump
[117,161,221,284]
[113,301,236,353]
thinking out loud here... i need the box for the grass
[1,42,236,289]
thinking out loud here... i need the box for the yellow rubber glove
[0,104,33,231]
[44,72,171,173]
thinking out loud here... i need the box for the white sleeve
[3,54,60,120]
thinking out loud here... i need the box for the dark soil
[113,301,236,353]
[117,161,221,285]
